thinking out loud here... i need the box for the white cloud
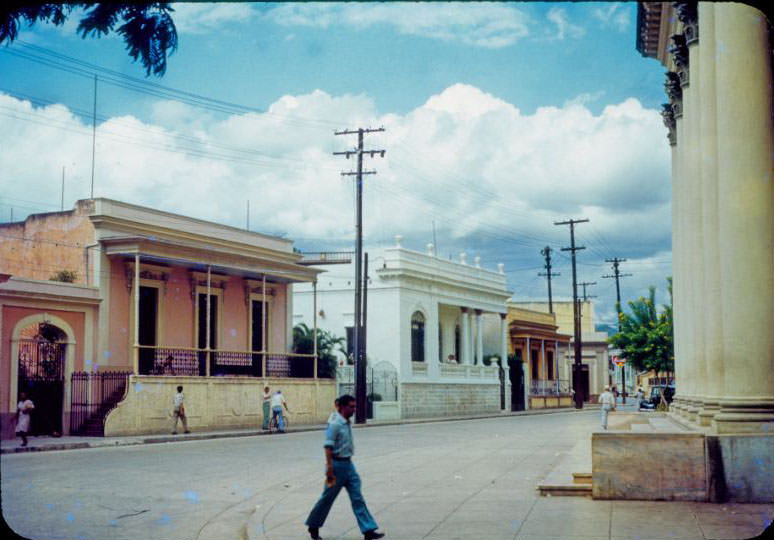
[171,3,258,34]
[563,90,606,107]
[0,85,671,294]
[592,3,631,32]
[545,7,585,40]
[265,2,530,48]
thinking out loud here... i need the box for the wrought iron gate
[17,338,65,436]
[70,371,131,436]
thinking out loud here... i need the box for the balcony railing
[530,379,571,396]
[136,346,327,378]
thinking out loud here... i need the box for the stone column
[475,309,483,366]
[670,30,699,420]
[664,71,685,417]
[460,307,470,365]
[683,13,706,422]
[696,2,723,427]
[712,3,774,434]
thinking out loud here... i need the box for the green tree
[292,323,344,379]
[608,278,674,379]
[1,3,178,76]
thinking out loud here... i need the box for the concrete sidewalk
[1,405,598,454]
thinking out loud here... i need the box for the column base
[683,400,701,423]
[698,398,721,427]
[711,399,774,434]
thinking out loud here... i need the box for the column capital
[460,306,469,314]
[474,309,483,316]
[674,1,699,45]
[664,71,683,119]
[661,103,677,146]
[669,34,690,88]
[499,312,507,320]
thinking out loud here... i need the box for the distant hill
[595,323,617,335]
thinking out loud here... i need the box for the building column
[712,3,774,434]
[683,16,705,423]
[696,2,723,426]
[475,309,483,366]
[460,307,470,365]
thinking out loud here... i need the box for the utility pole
[555,218,589,409]
[334,127,385,424]
[538,246,560,313]
[579,281,597,302]
[603,257,632,403]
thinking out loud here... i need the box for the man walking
[305,395,384,540]
[598,385,615,430]
[171,385,190,434]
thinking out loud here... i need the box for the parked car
[639,385,675,409]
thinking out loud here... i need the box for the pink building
[0,199,333,438]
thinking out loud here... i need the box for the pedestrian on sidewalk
[171,385,190,434]
[262,386,272,430]
[599,385,614,430]
[305,394,384,540]
[635,387,644,409]
[271,390,289,433]
[15,391,35,447]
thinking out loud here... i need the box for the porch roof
[101,236,322,284]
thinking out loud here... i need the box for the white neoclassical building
[293,237,512,419]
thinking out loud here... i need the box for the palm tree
[292,323,345,379]
[1,3,178,76]
[608,278,674,381]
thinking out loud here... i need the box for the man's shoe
[171,432,177,435]
[364,530,385,540]
[308,526,321,539]
[184,430,191,434]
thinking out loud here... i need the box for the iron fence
[70,371,131,436]
[529,379,571,396]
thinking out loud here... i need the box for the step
[538,482,592,497]
[572,472,592,484]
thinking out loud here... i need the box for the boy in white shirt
[171,385,190,434]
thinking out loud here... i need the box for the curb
[1,406,601,455]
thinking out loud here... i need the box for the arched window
[411,311,425,363]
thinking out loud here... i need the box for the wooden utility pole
[334,127,385,424]
[555,218,589,409]
[603,257,632,403]
[538,246,560,313]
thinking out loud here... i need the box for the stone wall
[400,382,505,418]
[105,375,336,436]
[593,431,708,501]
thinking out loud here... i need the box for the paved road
[2,410,772,540]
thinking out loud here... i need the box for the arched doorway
[17,322,67,436]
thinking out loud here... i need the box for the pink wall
[271,285,287,352]
[107,257,131,368]
[1,305,85,414]
[162,267,194,347]
[221,277,248,350]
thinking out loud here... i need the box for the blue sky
[0,2,674,325]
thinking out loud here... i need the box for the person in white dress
[15,391,35,447]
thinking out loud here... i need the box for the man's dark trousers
[305,460,378,533]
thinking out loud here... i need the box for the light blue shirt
[324,411,354,458]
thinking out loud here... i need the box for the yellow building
[506,305,572,410]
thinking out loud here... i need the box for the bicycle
[269,411,290,433]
